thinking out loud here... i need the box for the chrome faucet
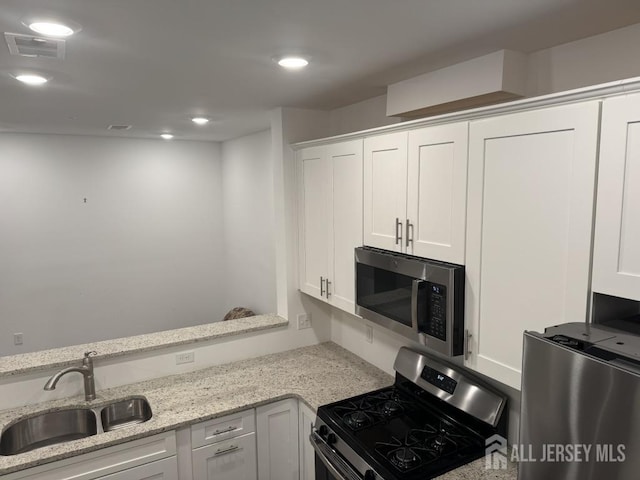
[44,351,97,401]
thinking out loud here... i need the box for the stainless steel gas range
[311,347,508,480]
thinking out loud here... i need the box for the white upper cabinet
[298,146,331,301]
[592,93,640,301]
[363,131,408,252]
[298,140,363,314]
[407,123,468,263]
[364,124,468,264]
[466,101,600,390]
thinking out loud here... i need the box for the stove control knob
[326,433,337,445]
[364,470,376,480]
[318,425,328,437]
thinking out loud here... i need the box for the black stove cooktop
[317,380,495,480]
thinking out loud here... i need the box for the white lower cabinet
[256,399,299,480]
[95,457,177,480]
[4,432,177,480]
[192,432,257,480]
[190,409,257,480]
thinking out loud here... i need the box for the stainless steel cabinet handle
[214,444,239,456]
[320,276,325,297]
[395,218,403,245]
[326,279,331,299]
[465,330,472,360]
[406,219,413,248]
[213,425,237,435]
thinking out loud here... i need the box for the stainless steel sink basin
[0,408,97,456]
[100,397,152,432]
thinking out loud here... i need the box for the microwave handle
[411,279,425,331]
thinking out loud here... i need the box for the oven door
[310,429,373,480]
[355,252,427,340]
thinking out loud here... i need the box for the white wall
[329,94,400,136]
[0,133,225,355]
[324,23,640,134]
[526,22,640,97]
[221,130,277,315]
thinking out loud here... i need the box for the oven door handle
[310,429,364,480]
[411,279,424,332]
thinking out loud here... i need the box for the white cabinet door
[298,146,331,301]
[363,131,408,252]
[95,458,177,480]
[297,140,362,314]
[593,93,640,301]
[192,433,257,480]
[329,140,363,314]
[407,123,468,263]
[466,101,599,390]
[298,402,316,480]
[256,399,299,480]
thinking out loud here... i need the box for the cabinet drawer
[191,409,255,448]
[95,456,177,480]
[192,432,257,480]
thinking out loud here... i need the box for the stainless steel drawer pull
[215,444,239,456]
[320,276,325,297]
[213,425,237,435]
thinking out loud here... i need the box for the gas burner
[381,400,403,416]
[344,410,373,429]
[375,435,438,472]
[409,420,476,457]
[390,447,420,470]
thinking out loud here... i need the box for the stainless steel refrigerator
[519,323,640,480]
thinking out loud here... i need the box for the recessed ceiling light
[28,21,75,37]
[276,56,309,69]
[14,74,48,86]
[160,133,174,140]
[191,117,210,125]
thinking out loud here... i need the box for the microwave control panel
[425,283,447,341]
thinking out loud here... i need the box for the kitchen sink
[0,397,153,456]
[100,397,152,432]
[0,408,97,456]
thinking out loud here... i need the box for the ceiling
[1,0,640,142]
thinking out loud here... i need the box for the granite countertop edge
[0,342,517,479]
[0,314,288,377]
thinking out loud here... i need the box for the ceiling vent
[108,125,132,131]
[4,32,66,59]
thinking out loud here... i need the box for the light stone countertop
[0,342,517,479]
[0,314,287,377]
[436,457,518,479]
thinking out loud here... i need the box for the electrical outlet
[176,351,195,365]
[297,313,312,329]
[13,333,23,345]
[365,325,373,343]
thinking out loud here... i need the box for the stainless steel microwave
[355,247,465,357]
